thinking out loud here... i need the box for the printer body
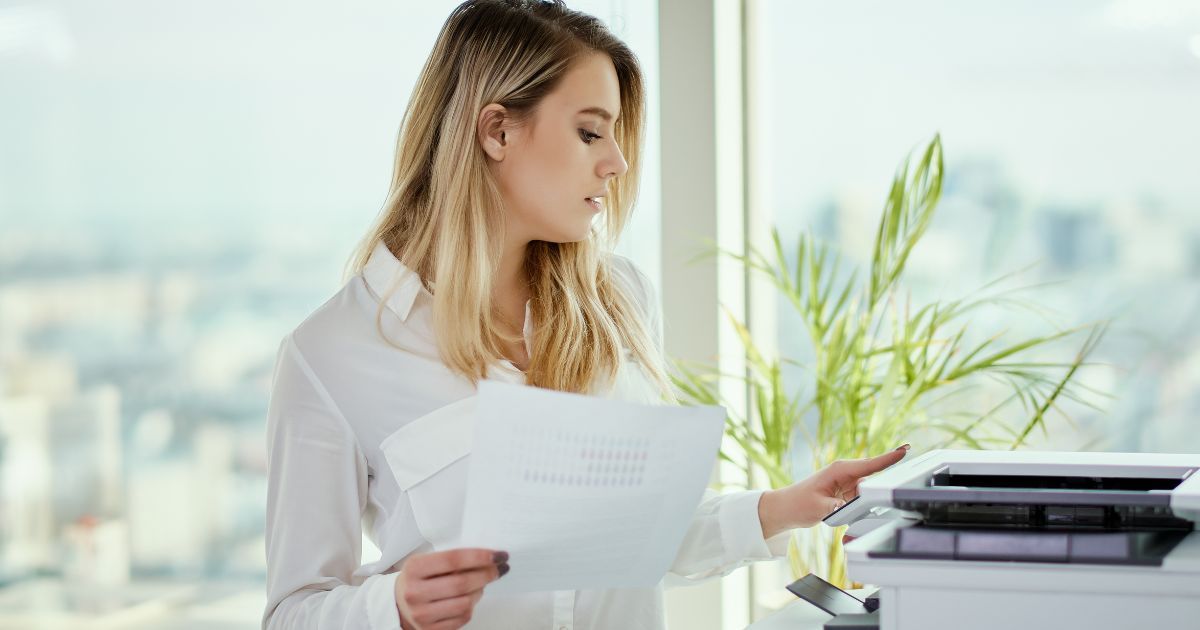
[841,449,1200,630]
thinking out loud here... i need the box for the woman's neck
[493,238,533,370]
[496,239,530,300]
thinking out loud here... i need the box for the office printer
[830,449,1200,630]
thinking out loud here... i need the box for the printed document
[459,380,725,592]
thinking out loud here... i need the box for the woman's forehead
[543,53,621,121]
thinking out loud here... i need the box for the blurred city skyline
[759,0,1200,458]
[0,1,659,626]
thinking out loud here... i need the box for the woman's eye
[578,129,602,144]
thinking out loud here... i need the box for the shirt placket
[552,589,575,630]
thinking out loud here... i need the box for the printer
[828,449,1200,630]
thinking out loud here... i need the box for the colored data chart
[515,427,651,489]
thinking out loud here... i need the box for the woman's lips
[585,197,602,212]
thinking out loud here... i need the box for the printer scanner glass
[892,465,1197,510]
[926,471,1185,492]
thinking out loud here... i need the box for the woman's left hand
[757,444,910,538]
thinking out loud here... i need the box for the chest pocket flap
[381,395,477,491]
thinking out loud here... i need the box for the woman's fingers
[832,444,909,480]
[407,548,506,580]
[396,548,509,630]
[415,592,480,625]
[412,563,505,602]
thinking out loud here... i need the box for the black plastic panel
[894,487,1173,508]
[929,473,1183,492]
[785,573,868,616]
[894,501,1192,530]
[867,525,1189,566]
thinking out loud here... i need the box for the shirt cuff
[365,571,403,630]
[718,489,792,562]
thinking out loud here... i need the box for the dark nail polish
[492,551,509,565]
[497,562,510,577]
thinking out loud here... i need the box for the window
[744,0,1200,617]
[753,0,1200,456]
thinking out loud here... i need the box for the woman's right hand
[395,548,510,630]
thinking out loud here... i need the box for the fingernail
[896,443,910,451]
[497,562,510,578]
[492,551,509,565]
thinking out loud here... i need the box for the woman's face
[479,52,629,244]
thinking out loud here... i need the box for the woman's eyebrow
[576,106,615,121]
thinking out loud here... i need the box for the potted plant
[671,135,1106,586]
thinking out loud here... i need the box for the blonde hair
[349,0,671,398]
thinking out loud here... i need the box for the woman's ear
[477,103,509,162]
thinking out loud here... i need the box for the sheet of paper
[459,380,725,593]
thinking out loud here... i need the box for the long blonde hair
[349,0,670,398]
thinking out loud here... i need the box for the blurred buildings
[1,0,1198,627]
[0,1,658,625]
[760,0,1200,458]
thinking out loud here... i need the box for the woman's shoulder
[285,275,420,380]
[278,276,446,403]
[289,278,367,347]
[603,253,662,344]
[604,252,657,307]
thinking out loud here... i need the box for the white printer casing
[842,449,1200,630]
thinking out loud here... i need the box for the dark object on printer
[862,589,880,613]
[785,573,869,617]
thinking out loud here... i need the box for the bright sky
[760,0,1200,238]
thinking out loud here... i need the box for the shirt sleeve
[665,488,791,585]
[262,334,402,630]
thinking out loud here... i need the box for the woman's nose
[600,144,628,179]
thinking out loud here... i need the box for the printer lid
[857,449,1200,524]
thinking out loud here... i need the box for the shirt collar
[361,240,534,373]
[362,240,427,322]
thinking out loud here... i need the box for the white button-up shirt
[263,241,790,630]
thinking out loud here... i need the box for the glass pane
[754,0,1200,460]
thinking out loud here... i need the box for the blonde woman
[263,1,908,629]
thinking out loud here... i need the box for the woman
[263,1,908,629]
